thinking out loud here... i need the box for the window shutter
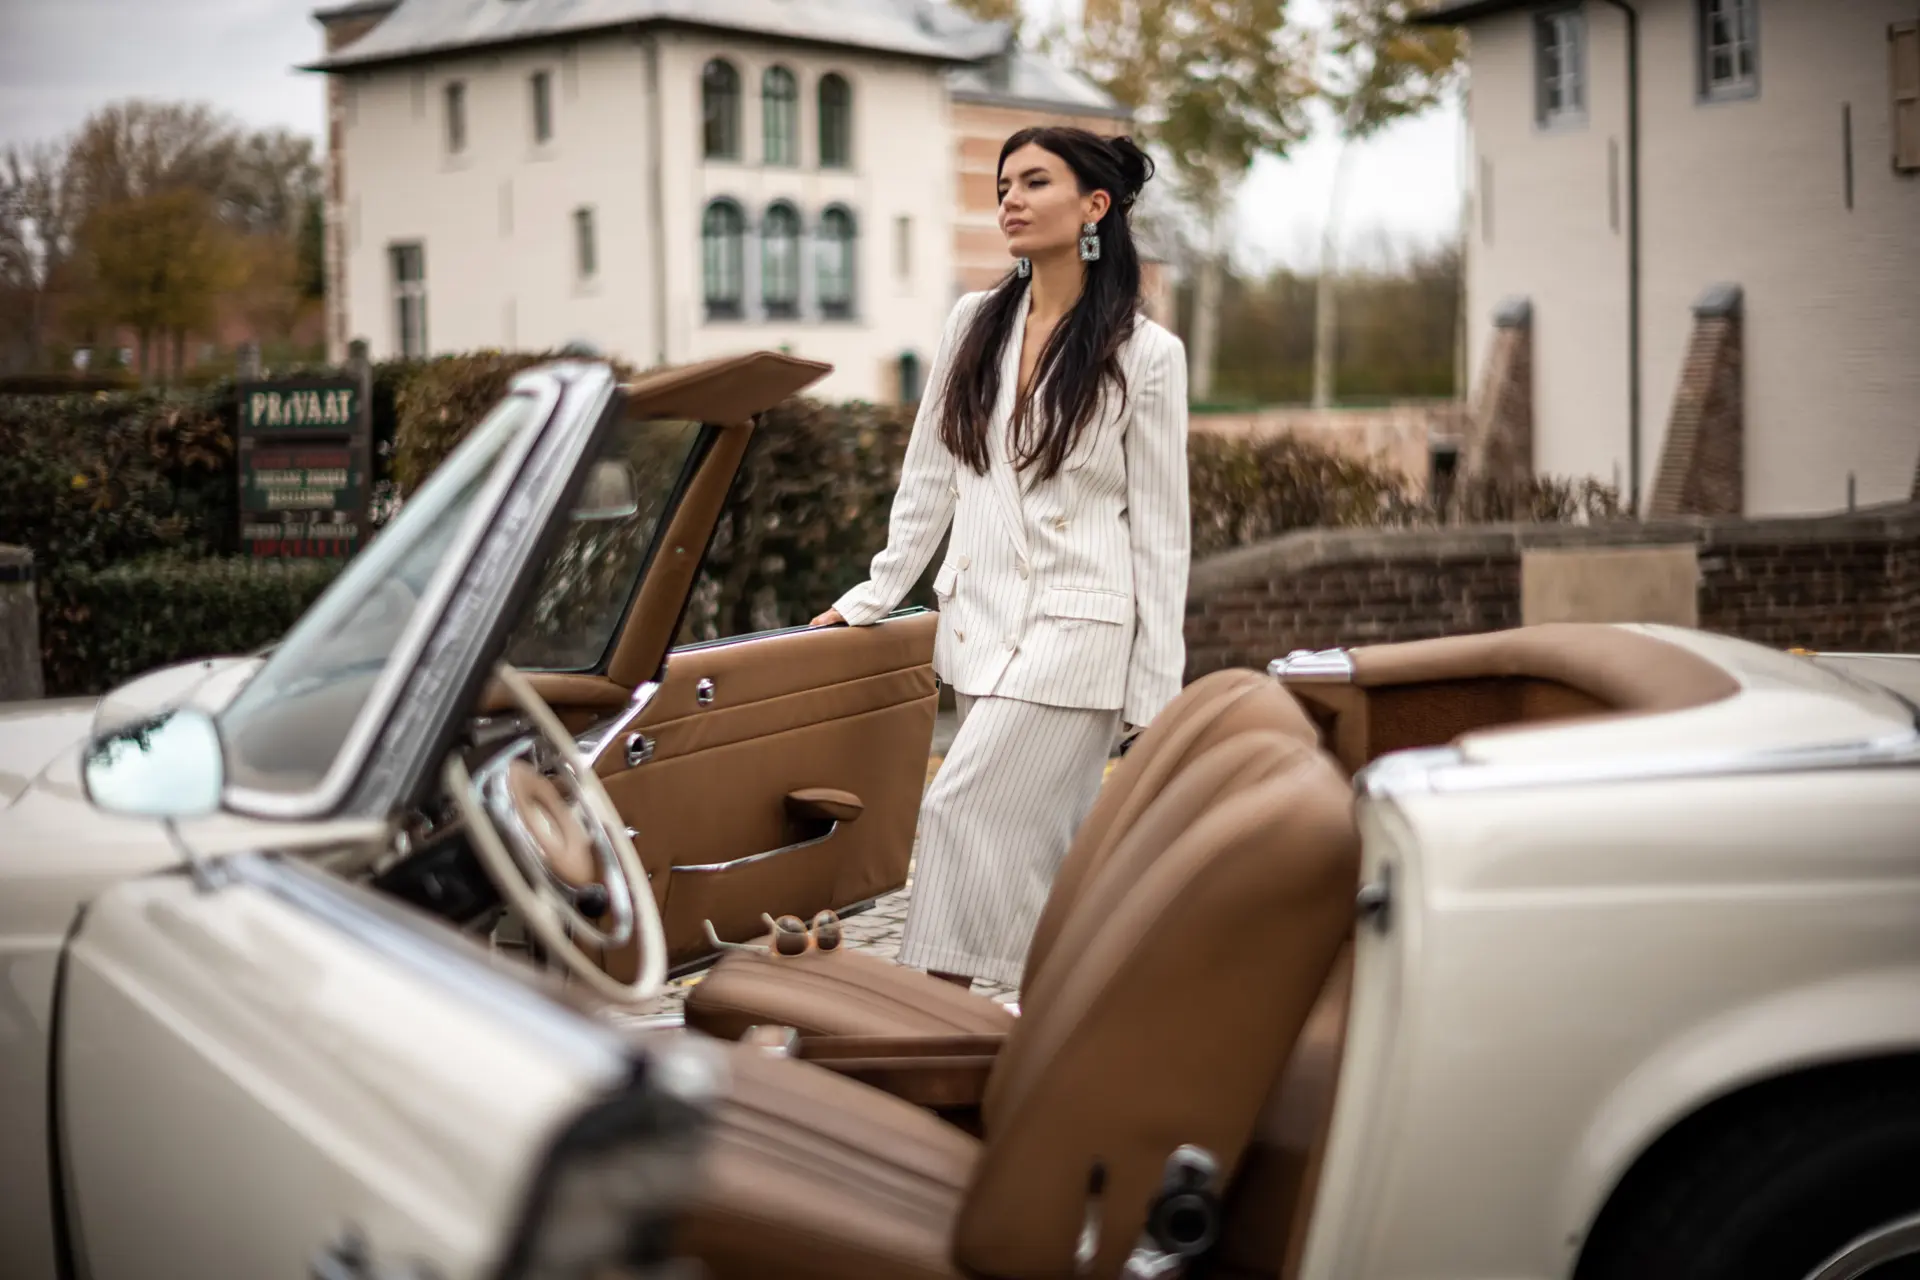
[1893,21,1920,173]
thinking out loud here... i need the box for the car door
[53,855,657,1280]
[478,375,939,971]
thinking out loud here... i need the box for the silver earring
[1078,222,1101,263]
[1015,257,1031,278]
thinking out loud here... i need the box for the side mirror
[572,458,640,522]
[82,707,226,819]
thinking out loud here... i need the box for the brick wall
[1185,503,1920,678]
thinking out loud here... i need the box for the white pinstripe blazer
[833,287,1191,728]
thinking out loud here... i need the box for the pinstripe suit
[832,286,1191,985]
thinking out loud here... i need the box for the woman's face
[997,143,1109,262]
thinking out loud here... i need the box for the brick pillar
[1465,297,1533,484]
[1649,284,1744,518]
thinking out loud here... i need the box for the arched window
[702,199,745,318]
[818,74,852,169]
[816,205,856,319]
[762,66,798,166]
[702,59,740,160]
[761,202,801,318]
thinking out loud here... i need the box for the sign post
[236,377,372,559]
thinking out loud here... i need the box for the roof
[1411,0,1534,24]
[306,0,1010,71]
[947,48,1130,119]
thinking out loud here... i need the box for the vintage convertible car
[1,353,1917,1280]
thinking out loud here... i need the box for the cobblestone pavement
[648,709,1024,1016]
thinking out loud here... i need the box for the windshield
[505,417,705,672]
[219,391,546,797]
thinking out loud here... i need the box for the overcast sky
[0,0,1464,271]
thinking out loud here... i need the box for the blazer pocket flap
[933,563,958,597]
[1043,587,1130,624]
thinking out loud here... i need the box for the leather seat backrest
[1021,669,1321,990]
[955,730,1359,1278]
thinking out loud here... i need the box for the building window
[574,207,597,280]
[702,199,745,318]
[390,242,428,358]
[703,59,740,160]
[818,73,852,168]
[1698,0,1757,100]
[818,206,857,318]
[531,70,554,142]
[763,66,798,166]
[762,202,801,318]
[893,215,911,282]
[1894,21,1920,174]
[445,81,467,154]
[1534,7,1586,128]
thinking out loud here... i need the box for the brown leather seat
[674,726,1360,1278]
[684,668,1322,1041]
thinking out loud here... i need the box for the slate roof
[948,48,1129,120]
[307,0,1010,71]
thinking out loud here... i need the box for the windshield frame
[221,371,564,821]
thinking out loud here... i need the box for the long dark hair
[936,127,1154,482]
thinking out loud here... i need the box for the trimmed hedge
[6,349,1621,696]
[41,555,343,696]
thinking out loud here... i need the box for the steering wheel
[443,662,666,1003]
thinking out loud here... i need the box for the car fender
[1559,965,1920,1248]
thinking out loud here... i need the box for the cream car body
[1295,631,1920,1278]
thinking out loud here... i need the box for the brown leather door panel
[603,610,937,969]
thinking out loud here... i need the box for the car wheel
[1577,1065,1920,1280]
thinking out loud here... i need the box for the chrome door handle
[695,676,716,706]
[626,733,654,768]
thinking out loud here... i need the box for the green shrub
[41,554,344,697]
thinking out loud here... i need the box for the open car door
[483,365,940,972]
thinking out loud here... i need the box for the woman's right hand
[810,608,846,627]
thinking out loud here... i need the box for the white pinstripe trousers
[898,693,1121,988]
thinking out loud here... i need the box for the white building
[309,0,1028,402]
[1427,0,1920,516]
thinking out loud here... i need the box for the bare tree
[0,141,82,371]
[1310,0,1463,408]
[1079,0,1315,401]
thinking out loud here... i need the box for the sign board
[237,376,371,559]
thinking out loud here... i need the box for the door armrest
[785,788,864,826]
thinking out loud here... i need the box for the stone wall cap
[0,544,33,584]
[1493,296,1533,329]
[1693,283,1743,318]
[1189,502,1920,596]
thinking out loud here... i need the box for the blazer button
[1017,560,1030,580]
[1004,637,1017,652]
[959,554,972,570]
[1053,516,1069,531]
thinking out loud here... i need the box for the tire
[1577,1065,1920,1280]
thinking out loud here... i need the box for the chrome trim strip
[574,679,662,767]
[223,371,573,821]
[220,852,630,1070]
[1803,1210,1920,1280]
[1356,728,1920,799]
[1268,648,1356,683]
[667,605,932,656]
[671,822,839,875]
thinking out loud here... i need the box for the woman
[811,127,1190,991]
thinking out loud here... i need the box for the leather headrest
[1021,669,1320,990]
[958,730,1359,1277]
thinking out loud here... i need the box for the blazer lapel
[986,285,1033,564]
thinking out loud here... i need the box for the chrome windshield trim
[667,606,932,657]
[1268,647,1356,683]
[221,369,578,823]
[1357,727,1920,799]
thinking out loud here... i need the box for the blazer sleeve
[831,295,973,626]
[1122,328,1191,729]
